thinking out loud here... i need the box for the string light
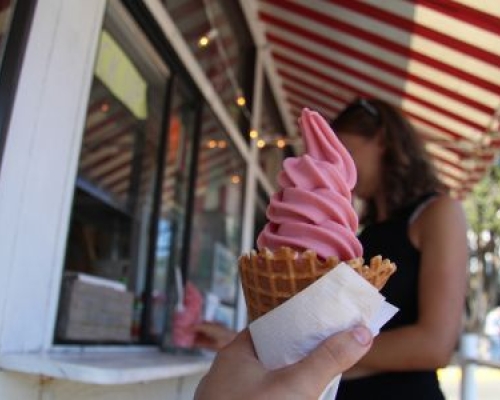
[100,102,110,113]
[236,94,246,107]
[197,28,218,48]
[231,175,241,184]
[206,135,292,150]
[198,36,210,47]
[200,0,251,122]
[198,1,294,151]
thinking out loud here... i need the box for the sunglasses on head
[350,98,379,119]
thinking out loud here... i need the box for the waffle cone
[239,246,396,321]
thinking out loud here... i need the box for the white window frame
[0,0,106,353]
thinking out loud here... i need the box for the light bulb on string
[276,138,286,148]
[249,129,258,139]
[236,93,246,107]
[100,102,110,113]
[197,28,218,48]
[257,139,266,149]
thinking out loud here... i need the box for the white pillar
[460,333,478,400]
[236,49,264,331]
[0,0,105,352]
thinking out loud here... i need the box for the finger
[193,321,225,335]
[281,325,373,390]
[193,336,219,351]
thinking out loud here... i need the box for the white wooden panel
[179,373,205,400]
[42,379,179,400]
[0,371,204,400]
[0,371,39,399]
[0,0,105,352]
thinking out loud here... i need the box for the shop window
[55,1,195,345]
[147,79,200,342]
[56,1,246,347]
[179,105,246,334]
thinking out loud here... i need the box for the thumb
[279,325,373,393]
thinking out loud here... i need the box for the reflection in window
[254,185,269,249]
[162,0,254,127]
[149,80,198,340]
[259,76,288,187]
[0,0,14,59]
[57,2,172,344]
[188,105,246,330]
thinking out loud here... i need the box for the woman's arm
[351,196,468,372]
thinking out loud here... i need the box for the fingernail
[351,325,372,346]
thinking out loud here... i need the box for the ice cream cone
[239,246,396,321]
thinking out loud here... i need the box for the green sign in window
[95,30,148,120]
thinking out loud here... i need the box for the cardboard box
[57,273,134,342]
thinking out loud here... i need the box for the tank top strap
[398,192,440,225]
[408,193,440,225]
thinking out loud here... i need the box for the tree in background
[463,163,500,332]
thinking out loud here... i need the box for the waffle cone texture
[239,246,397,321]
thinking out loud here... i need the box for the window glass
[188,104,246,330]
[56,2,173,344]
[0,0,15,60]
[162,0,253,127]
[148,80,199,340]
[258,77,287,187]
[0,0,34,167]
[254,184,269,248]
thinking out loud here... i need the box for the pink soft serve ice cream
[172,282,203,348]
[256,108,362,261]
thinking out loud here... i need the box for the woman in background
[331,98,468,400]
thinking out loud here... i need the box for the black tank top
[337,193,446,400]
[359,193,437,331]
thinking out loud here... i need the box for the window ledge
[0,349,214,385]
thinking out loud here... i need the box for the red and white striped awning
[256,0,500,198]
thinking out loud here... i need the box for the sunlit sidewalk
[438,364,500,400]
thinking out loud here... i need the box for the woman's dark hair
[330,98,446,224]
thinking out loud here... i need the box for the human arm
[194,325,373,400]
[349,196,468,372]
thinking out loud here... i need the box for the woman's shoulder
[413,193,466,233]
[424,193,463,214]
[408,193,467,250]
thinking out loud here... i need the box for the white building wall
[0,372,39,399]
[0,0,204,397]
[0,370,203,400]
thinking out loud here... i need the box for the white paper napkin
[248,262,398,400]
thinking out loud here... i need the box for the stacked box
[57,274,134,342]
